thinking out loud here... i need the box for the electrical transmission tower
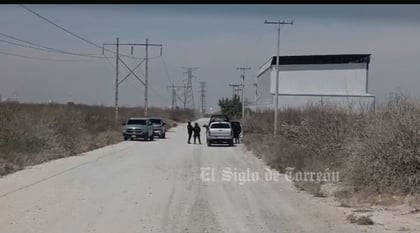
[181,67,199,110]
[103,37,163,120]
[199,82,207,114]
[167,84,185,110]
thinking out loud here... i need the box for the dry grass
[0,102,195,176]
[346,214,374,225]
[295,181,325,197]
[243,93,420,200]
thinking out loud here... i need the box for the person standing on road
[232,123,239,144]
[187,121,193,144]
[193,122,201,144]
[234,123,242,144]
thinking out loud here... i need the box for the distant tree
[218,94,242,119]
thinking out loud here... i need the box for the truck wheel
[228,139,234,146]
[207,140,211,147]
[144,135,148,141]
[149,135,154,141]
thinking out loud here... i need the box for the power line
[103,38,163,119]
[19,4,140,60]
[167,84,186,110]
[182,67,199,110]
[0,38,57,53]
[102,52,168,109]
[0,50,90,62]
[0,32,110,59]
[160,56,174,85]
[20,5,102,50]
[161,57,193,109]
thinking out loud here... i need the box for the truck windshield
[210,123,230,129]
[150,119,162,124]
[211,116,228,122]
[126,119,147,125]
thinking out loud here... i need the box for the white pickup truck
[206,121,234,146]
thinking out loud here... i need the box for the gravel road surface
[0,118,384,233]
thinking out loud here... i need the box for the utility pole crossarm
[108,43,162,46]
[264,20,294,25]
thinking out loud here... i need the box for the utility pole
[265,19,293,137]
[182,67,199,110]
[236,67,251,122]
[183,83,187,109]
[115,37,119,121]
[199,81,207,114]
[168,84,176,110]
[145,38,149,117]
[103,38,162,120]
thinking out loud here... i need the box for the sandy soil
[1,118,418,233]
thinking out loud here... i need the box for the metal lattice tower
[167,84,185,110]
[181,67,199,110]
[199,81,207,114]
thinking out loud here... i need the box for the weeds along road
[0,118,383,233]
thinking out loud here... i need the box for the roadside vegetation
[0,102,195,176]
[243,92,420,209]
[218,94,242,119]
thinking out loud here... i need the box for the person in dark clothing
[193,123,201,144]
[187,121,193,144]
[235,124,242,144]
[231,121,242,144]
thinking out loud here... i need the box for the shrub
[243,93,420,197]
[0,102,194,176]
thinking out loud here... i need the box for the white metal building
[251,54,375,111]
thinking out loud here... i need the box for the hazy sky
[0,4,419,110]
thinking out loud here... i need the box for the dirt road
[0,118,386,233]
